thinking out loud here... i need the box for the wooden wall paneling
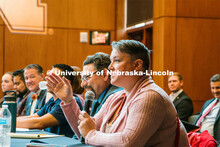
[116,0,126,40]
[67,29,115,68]
[193,101,209,114]
[1,0,117,98]
[153,18,165,88]
[144,28,152,50]
[176,18,220,113]
[41,0,68,28]
[68,0,115,30]
[0,16,3,25]
[153,0,176,19]
[0,25,3,97]
[175,18,194,108]
[177,0,220,18]
[0,25,3,73]
[162,18,177,94]
[67,29,87,69]
[4,27,68,74]
[153,17,176,93]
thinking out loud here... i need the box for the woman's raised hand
[45,73,74,103]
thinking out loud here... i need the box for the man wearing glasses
[80,52,123,116]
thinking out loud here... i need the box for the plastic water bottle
[3,91,17,132]
[0,105,11,147]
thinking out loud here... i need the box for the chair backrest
[188,114,199,124]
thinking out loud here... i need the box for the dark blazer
[26,89,47,116]
[194,98,220,144]
[90,85,123,116]
[173,91,193,121]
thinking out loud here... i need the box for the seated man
[168,72,193,121]
[13,69,31,116]
[78,52,123,116]
[43,53,123,138]
[194,74,220,144]
[24,64,47,115]
[17,64,83,137]
[52,53,122,139]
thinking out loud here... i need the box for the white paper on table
[16,128,30,131]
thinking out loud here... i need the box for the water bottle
[3,91,17,132]
[0,105,11,147]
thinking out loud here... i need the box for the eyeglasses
[81,71,98,82]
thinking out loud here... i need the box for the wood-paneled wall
[0,25,3,92]
[153,0,220,113]
[0,0,116,97]
[116,0,127,41]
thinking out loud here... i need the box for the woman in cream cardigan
[46,40,189,147]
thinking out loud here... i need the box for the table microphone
[80,91,95,143]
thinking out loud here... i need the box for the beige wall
[0,0,116,97]
[153,0,220,113]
